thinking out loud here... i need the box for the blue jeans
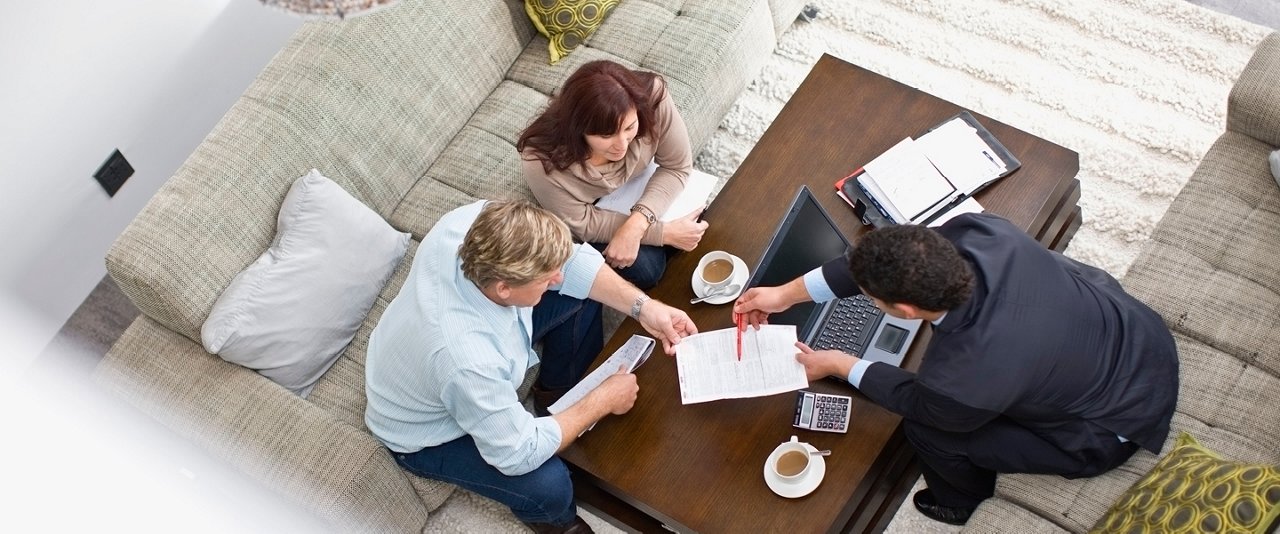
[392,434,576,525]
[531,290,603,389]
[589,243,671,290]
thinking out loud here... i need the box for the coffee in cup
[695,250,738,292]
[703,259,734,284]
[770,436,813,481]
[775,449,809,477]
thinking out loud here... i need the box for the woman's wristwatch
[630,204,657,226]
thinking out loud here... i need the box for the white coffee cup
[770,436,812,482]
[695,250,737,293]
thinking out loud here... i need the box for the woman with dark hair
[518,60,708,289]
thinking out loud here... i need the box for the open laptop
[747,186,922,368]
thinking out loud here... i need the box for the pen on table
[696,202,711,223]
[734,312,743,361]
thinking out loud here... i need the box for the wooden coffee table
[561,54,1080,533]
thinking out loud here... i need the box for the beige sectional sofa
[93,0,805,531]
[964,32,1280,533]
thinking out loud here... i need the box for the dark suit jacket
[821,213,1178,454]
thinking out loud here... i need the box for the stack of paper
[548,335,654,417]
[855,116,1008,225]
[595,161,717,221]
[674,325,808,405]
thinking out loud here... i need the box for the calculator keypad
[794,391,851,433]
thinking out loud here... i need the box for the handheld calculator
[792,390,851,433]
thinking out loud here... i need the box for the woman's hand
[662,210,709,251]
[603,213,649,269]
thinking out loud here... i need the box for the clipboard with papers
[835,111,1021,228]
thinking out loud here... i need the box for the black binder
[836,110,1021,228]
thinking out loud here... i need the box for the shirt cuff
[556,243,605,299]
[803,267,837,303]
[848,359,875,388]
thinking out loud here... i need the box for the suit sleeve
[819,253,861,298]
[856,362,1000,433]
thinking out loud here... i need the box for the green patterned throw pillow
[525,0,620,64]
[1090,433,1280,534]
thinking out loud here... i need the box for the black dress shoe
[523,514,594,534]
[912,489,975,526]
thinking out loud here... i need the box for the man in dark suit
[734,213,1178,525]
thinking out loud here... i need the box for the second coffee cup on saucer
[695,250,736,293]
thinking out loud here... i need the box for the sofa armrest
[93,316,428,533]
[1227,32,1280,147]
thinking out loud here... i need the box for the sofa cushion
[525,0,620,64]
[95,316,430,532]
[968,497,1073,533]
[1125,132,1280,373]
[987,460,1150,532]
[201,170,410,397]
[1089,432,1280,534]
[1227,33,1280,148]
[390,81,548,238]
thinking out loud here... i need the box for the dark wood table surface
[561,54,1080,534]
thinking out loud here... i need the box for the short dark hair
[848,225,974,312]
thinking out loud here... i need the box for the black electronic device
[747,186,921,367]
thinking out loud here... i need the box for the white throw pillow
[201,169,410,397]
[1270,149,1280,189]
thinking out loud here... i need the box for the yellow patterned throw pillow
[525,0,620,64]
[1090,433,1280,534]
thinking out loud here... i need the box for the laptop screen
[748,186,852,336]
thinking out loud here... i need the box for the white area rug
[691,1,1270,533]
[697,0,1271,279]
[431,1,1269,532]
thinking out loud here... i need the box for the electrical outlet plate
[94,149,134,197]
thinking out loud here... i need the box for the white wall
[0,1,302,377]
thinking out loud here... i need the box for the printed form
[675,325,809,404]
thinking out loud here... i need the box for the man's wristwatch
[630,294,651,319]
[630,204,657,226]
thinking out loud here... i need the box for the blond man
[365,200,695,534]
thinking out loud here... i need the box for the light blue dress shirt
[364,200,604,476]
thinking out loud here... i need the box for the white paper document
[861,137,956,222]
[547,335,655,416]
[675,325,808,405]
[594,160,717,221]
[914,118,1006,194]
[926,197,984,228]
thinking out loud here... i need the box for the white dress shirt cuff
[848,359,875,388]
[803,267,837,303]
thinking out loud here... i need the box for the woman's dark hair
[517,60,662,172]
[848,224,974,311]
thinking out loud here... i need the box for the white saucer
[691,255,749,305]
[763,443,826,498]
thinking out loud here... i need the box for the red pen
[735,312,743,361]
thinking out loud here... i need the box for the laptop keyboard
[811,294,882,354]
